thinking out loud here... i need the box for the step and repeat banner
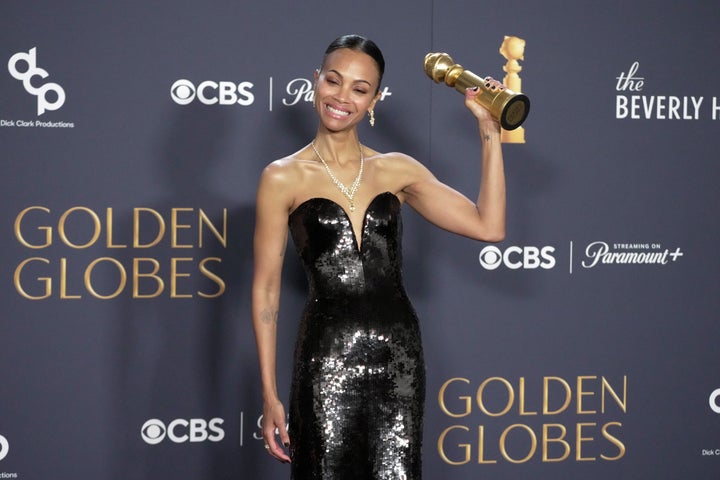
[1,1,718,479]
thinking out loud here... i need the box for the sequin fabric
[288,192,425,480]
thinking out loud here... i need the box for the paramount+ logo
[479,245,556,270]
[141,418,225,445]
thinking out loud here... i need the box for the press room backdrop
[1,1,718,479]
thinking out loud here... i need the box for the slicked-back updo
[321,34,385,92]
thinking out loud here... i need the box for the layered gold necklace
[311,140,364,212]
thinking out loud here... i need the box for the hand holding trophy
[424,52,530,130]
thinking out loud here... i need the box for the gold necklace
[311,140,364,212]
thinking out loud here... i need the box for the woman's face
[314,48,381,132]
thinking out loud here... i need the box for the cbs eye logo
[0,434,9,461]
[141,418,225,445]
[479,245,556,270]
[170,79,254,106]
[710,389,720,414]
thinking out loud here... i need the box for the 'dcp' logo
[0,434,9,461]
[8,47,66,115]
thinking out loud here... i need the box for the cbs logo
[479,245,556,270]
[141,418,225,445]
[171,79,254,106]
[8,47,66,115]
[0,434,8,461]
[710,389,720,414]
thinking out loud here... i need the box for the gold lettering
[477,425,497,464]
[171,208,194,248]
[14,206,52,248]
[600,421,626,460]
[105,208,127,248]
[170,257,193,298]
[477,377,514,417]
[60,258,82,299]
[544,376,572,414]
[198,208,227,248]
[575,422,596,461]
[84,257,127,299]
[437,425,471,465]
[434,376,628,467]
[58,207,101,249]
[577,376,597,414]
[518,377,537,415]
[438,378,471,417]
[542,424,570,462]
[499,424,536,463]
[133,258,164,298]
[14,257,51,299]
[198,257,225,298]
[601,376,627,413]
[133,208,165,248]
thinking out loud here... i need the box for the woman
[253,34,506,479]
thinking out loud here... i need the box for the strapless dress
[287,192,425,480]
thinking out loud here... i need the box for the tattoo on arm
[260,308,279,325]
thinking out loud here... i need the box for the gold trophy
[500,36,527,143]
[424,51,530,130]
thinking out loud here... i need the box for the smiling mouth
[325,104,351,117]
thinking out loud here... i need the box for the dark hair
[322,34,385,90]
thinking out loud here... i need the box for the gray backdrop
[1,1,719,479]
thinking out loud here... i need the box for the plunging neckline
[290,191,399,251]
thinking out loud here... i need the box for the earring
[369,110,375,127]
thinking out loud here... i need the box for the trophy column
[500,36,527,144]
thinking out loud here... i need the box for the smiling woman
[313,36,384,134]
[252,34,508,480]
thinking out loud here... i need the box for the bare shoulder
[365,150,434,193]
[259,148,316,189]
[256,149,319,213]
[365,149,427,173]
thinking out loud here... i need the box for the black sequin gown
[287,192,425,480]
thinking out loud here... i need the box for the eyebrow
[327,69,373,87]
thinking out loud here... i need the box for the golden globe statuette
[499,36,527,143]
[424,52,530,130]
